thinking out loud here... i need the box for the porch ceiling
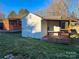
[43,19,69,21]
[43,18,77,22]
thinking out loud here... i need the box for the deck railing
[47,30,69,39]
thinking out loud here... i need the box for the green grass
[0,32,79,59]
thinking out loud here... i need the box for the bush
[70,34,79,39]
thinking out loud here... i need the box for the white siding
[22,13,43,39]
[41,20,47,37]
[27,13,42,33]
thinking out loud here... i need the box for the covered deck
[43,18,77,43]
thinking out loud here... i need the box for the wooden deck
[43,30,70,43]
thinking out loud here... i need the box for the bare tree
[35,0,70,19]
[8,11,17,19]
[0,12,5,19]
[77,0,79,10]
[18,9,29,18]
[51,0,69,19]
[70,11,77,18]
[75,0,79,18]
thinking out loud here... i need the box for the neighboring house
[3,18,21,31]
[22,13,78,39]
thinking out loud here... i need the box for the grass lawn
[0,32,79,59]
